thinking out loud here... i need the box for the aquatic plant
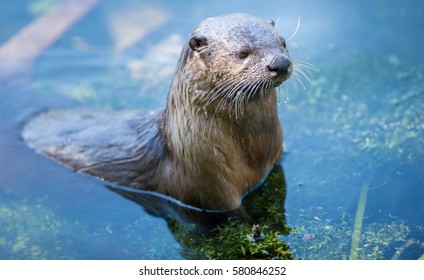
[0,199,73,259]
[171,219,292,260]
[164,165,292,260]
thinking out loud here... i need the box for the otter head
[184,13,292,114]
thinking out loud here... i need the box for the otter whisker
[250,80,264,101]
[296,60,317,70]
[241,81,258,114]
[240,81,255,113]
[287,16,301,41]
[235,86,246,114]
[291,72,308,91]
[245,82,257,101]
[273,17,281,36]
[293,68,310,84]
[228,80,248,108]
[212,75,239,92]
[290,60,316,92]
[295,60,318,78]
[232,79,254,117]
[206,76,240,107]
[223,78,245,101]
[264,79,274,99]
[208,77,235,98]
[215,79,246,116]
[207,81,233,103]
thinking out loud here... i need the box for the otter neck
[161,77,282,178]
[159,65,283,210]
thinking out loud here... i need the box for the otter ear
[189,36,208,52]
[268,19,275,27]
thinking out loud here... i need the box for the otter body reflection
[22,13,293,210]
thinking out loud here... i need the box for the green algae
[172,219,292,260]
[0,198,73,259]
[23,51,424,260]
[279,49,423,259]
[9,49,424,259]
[162,164,292,260]
[284,208,412,260]
[4,1,423,259]
[0,191,181,259]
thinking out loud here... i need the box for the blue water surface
[0,0,423,259]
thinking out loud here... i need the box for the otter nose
[267,55,291,75]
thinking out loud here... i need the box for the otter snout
[266,55,292,76]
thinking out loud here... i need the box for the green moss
[242,164,290,232]
[172,219,292,260]
[285,208,411,260]
[163,165,292,260]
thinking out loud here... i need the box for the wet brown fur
[23,14,292,210]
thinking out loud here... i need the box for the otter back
[22,13,292,210]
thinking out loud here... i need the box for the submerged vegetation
[0,197,73,259]
[169,165,293,260]
[285,207,414,260]
[1,0,423,260]
[172,219,292,260]
[280,51,424,260]
[3,50,424,260]
[0,190,182,260]
[1,159,420,260]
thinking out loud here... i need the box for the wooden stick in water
[0,0,100,83]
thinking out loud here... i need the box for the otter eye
[280,37,287,49]
[238,50,249,59]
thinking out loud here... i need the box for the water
[0,0,423,259]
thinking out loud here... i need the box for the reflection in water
[107,164,292,259]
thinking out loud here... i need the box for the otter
[22,13,293,210]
